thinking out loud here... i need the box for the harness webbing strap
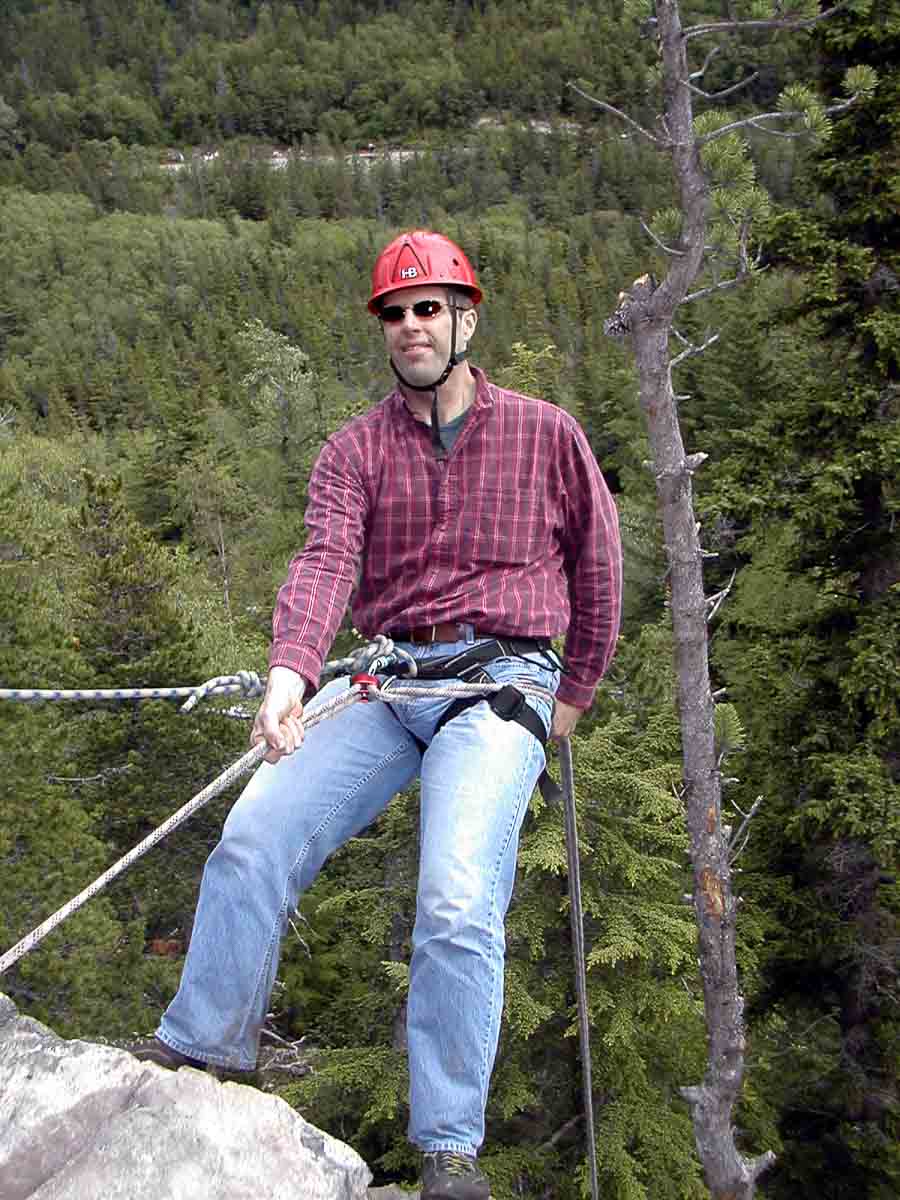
[382,637,563,801]
[432,685,562,804]
[407,637,556,684]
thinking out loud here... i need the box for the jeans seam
[237,734,415,1057]
[476,731,542,1108]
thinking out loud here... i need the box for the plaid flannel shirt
[270,367,622,709]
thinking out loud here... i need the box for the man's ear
[461,306,478,345]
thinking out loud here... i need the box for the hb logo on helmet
[399,266,418,280]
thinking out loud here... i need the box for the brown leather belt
[389,622,485,644]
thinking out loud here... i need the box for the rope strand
[0,655,598,1199]
[0,678,547,974]
[0,672,265,711]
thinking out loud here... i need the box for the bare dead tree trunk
[580,0,873,1190]
[601,3,776,1194]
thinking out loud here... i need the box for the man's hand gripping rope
[252,665,308,763]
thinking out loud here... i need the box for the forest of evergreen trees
[0,2,897,1197]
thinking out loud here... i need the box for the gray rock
[367,1189,420,1198]
[0,992,372,1199]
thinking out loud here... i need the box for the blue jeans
[158,640,559,1156]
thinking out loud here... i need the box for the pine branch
[698,94,859,145]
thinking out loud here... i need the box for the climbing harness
[386,636,566,802]
[0,636,599,1200]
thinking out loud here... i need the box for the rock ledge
[0,992,374,1199]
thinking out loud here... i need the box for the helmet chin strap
[388,301,468,460]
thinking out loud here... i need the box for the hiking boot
[421,1151,491,1199]
[127,1036,207,1071]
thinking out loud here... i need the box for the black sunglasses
[379,299,446,323]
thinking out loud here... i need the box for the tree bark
[602,3,776,1194]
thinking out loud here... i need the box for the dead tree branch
[706,569,738,623]
[689,45,721,81]
[684,2,852,41]
[567,81,666,144]
[671,331,721,368]
[686,72,760,102]
[683,274,752,304]
[538,1114,584,1152]
[641,219,688,257]
[728,795,765,864]
[47,765,134,785]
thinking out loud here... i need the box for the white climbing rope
[0,638,421,712]
[0,671,267,710]
[0,676,552,975]
[0,658,597,1200]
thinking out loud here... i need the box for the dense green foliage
[0,0,655,149]
[0,2,896,1197]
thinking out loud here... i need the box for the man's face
[379,285,477,388]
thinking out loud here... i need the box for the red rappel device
[350,672,379,700]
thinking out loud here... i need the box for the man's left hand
[551,699,583,741]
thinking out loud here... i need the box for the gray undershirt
[439,409,468,452]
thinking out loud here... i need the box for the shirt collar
[388,365,494,423]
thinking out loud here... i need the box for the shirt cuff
[555,674,598,710]
[268,642,322,695]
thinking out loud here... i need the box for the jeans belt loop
[462,622,475,645]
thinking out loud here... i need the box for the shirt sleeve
[269,437,368,691]
[556,419,623,709]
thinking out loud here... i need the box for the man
[134,231,622,1200]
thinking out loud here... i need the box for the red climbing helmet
[368,230,483,313]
